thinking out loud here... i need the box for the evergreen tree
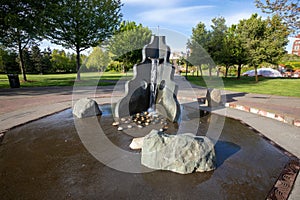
[208,17,228,77]
[188,22,212,76]
[21,48,34,74]
[226,25,247,79]
[31,45,43,74]
[41,47,52,73]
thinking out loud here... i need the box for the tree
[0,47,19,73]
[0,0,47,81]
[208,17,228,77]
[238,14,268,82]
[45,0,122,80]
[108,21,152,72]
[188,22,212,76]
[51,49,71,73]
[31,45,43,74]
[237,14,289,82]
[226,25,248,79]
[264,15,290,64]
[255,0,299,32]
[41,47,52,73]
[221,28,236,78]
[86,47,111,72]
[20,48,34,74]
[209,17,227,63]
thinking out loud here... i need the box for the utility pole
[185,48,190,80]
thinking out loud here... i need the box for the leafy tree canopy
[188,22,213,67]
[45,0,123,80]
[108,21,152,71]
[255,0,300,33]
[86,47,111,72]
[237,13,290,81]
[0,0,47,80]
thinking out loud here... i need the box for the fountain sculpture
[114,35,181,122]
[112,35,217,174]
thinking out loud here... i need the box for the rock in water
[129,137,144,150]
[141,130,216,174]
[73,98,102,118]
[206,88,222,107]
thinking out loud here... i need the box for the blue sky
[121,0,294,53]
[40,0,295,53]
[121,0,263,36]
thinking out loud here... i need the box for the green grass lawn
[0,72,133,88]
[188,75,300,97]
[1,72,300,97]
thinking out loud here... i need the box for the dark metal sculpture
[114,35,181,122]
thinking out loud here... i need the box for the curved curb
[225,102,300,128]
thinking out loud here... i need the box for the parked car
[292,69,300,78]
[242,68,282,77]
[283,68,294,77]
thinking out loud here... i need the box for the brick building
[291,34,300,56]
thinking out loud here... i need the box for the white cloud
[138,5,215,26]
[224,12,254,26]
[121,0,180,7]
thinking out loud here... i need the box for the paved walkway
[0,75,299,199]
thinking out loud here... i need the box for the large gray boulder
[206,88,222,107]
[141,130,216,174]
[73,98,102,118]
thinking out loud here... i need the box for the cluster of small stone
[112,111,169,131]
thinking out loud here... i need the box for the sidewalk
[1,77,300,129]
[225,91,300,127]
[0,85,116,132]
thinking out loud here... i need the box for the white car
[242,68,282,77]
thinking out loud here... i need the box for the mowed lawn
[0,72,132,88]
[1,73,300,97]
[188,76,300,97]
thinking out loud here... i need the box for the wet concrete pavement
[0,108,292,199]
[0,75,299,199]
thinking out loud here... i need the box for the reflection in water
[215,141,241,168]
[0,108,292,199]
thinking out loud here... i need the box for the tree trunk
[225,66,229,78]
[209,65,212,80]
[199,65,203,76]
[18,40,27,81]
[76,47,81,81]
[237,64,242,79]
[255,66,259,82]
[122,64,125,73]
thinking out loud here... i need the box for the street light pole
[185,48,190,80]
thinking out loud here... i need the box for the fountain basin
[0,105,295,199]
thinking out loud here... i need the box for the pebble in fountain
[114,35,181,122]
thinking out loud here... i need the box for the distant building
[291,34,300,56]
[170,51,186,60]
[170,51,186,74]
